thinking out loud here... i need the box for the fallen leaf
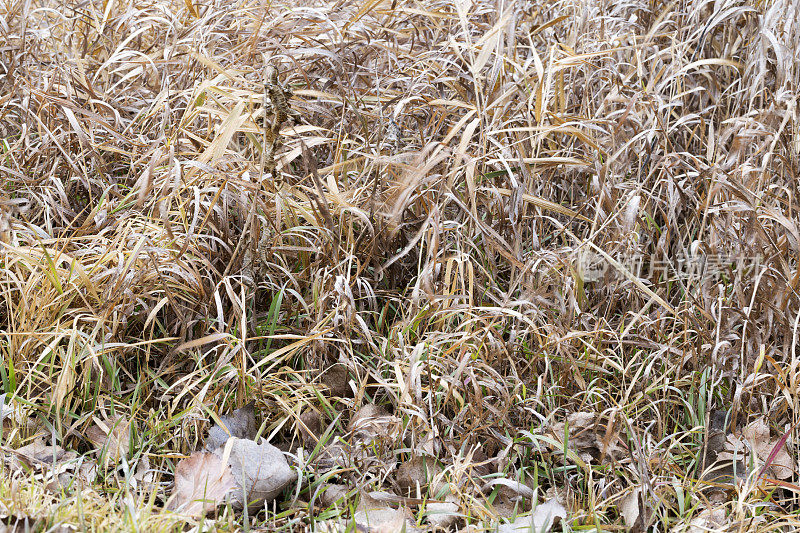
[321,363,353,398]
[355,492,421,533]
[310,520,348,533]
[215,437,297,511]
[166,452,235,517]
[0,515,76,533]
[497,498,567,533]
[9,438,68,470]
[134,456,158,496]
[348,403,400,444]
[669,507,727,533]
[318,484,350,507]
[86,415,130,466]
[298,408,322,445]
[426,494,461,530]
[619,487,641,531]
[206,403,257,451]
[745,418,794,479]
[54,458,98,492]
[354,507,411,533]
[396,455,444,497]
[482,478,535,501]
[718,417,794,480]
[550,412,627,464]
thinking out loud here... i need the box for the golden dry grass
[1,0,800,531]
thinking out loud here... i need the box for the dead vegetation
[1,0,799,530]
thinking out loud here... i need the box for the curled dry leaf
[205,402,257,451]
[320,363,353,398]
[619,487,641,531]
[298,407,323,445]
[318,483,350,508]
[396,455,444,497]
[215,437,297,511]
[134,456,159,496]
[348,403,400,444]
[353,507,416,533]
[54,459,98,492]
[7,438,99,494]
[497,498,567,533]
[355,491,421,533]
[549,412,627,464]
[311,521,348,533]
[619,487,654,532]
[167,452,235,517]
[9,438,69,471]
[482,478,536,501]
[718,417,794,480]
[86,415,130,465]
[669,507,727,533]
[343,403,401,475]
[426,494,461,530]
[315,441,350,472]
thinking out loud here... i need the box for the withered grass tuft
[1,0,799,531]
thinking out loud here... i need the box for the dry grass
[1,0,799,530]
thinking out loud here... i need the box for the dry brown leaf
[669,507,728,533]
[298,408,322,445]
[86,415,130,465]
[619,487,640,530]
[497,499,567,533]
[619,487,653,532]
[134,456,158,496]
[206,403,257,451]
[550,412,626,464]
[320,363,353,398]
[215,437,297,511]
[9,438,69,471]
[718,418,794,480]
[319,484,350,508]
[349,403,399,443]
[426,494,461,530]
[355,491,421,533]
[166,452,235,517]
[396,455,444,497]
[54,459,98,492]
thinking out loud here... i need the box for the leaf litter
[1,0,800,529]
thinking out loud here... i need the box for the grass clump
[1,0,800,531]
